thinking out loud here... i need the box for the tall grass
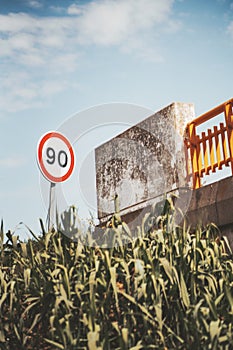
[0,200,233,349]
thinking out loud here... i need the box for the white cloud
[40,80,68,96]
[27,0,43,9]
[54,53,80,72]
[0,72,39,112]
[75,0,175,46]
[0,1,176,60]
[0,71,72,112]
[0,0,177,113]
[0,13,36,32]
[0,156,27,168]
[67,4,83,15]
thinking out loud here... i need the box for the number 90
[46,147,68,168]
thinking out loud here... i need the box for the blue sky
[0,0,233,238]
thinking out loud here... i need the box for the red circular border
[37,131,75,183]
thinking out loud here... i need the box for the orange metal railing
[185,98,233,189]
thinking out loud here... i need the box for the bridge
[95,98,233,246]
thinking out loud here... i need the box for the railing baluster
[188,123,200,189]
[214,125,221,169]
[184,132,192,184]
[202,131,209,175]
[208,129,216,173]
[224,102,233,175]
[219,123,228,163]
[197,135,202,178]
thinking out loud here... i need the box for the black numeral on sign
[46,147,68,168]
[46,147,55,165]
[58,150,68,168]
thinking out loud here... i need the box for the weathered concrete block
[186,176,233,247]
[95,102,195,224]
[216,176,233,226]
[187,182,218,226]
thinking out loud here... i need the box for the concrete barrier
[187,176,233,248]
[95,102,194,225]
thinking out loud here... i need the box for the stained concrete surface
[95,102,195,224]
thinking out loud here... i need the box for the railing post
[188,122,201,189]
[224,102,233,175]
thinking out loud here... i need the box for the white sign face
[37,131,75,183]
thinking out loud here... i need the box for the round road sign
[37,131,75,183]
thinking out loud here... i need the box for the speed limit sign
[37,131,75,183]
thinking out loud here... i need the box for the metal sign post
[48,182,56,231]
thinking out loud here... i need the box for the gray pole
[48,182,56,231]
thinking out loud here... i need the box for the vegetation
[0,200,233,349]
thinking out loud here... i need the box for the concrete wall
[95,102,195,224]
[187,176,233,248]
